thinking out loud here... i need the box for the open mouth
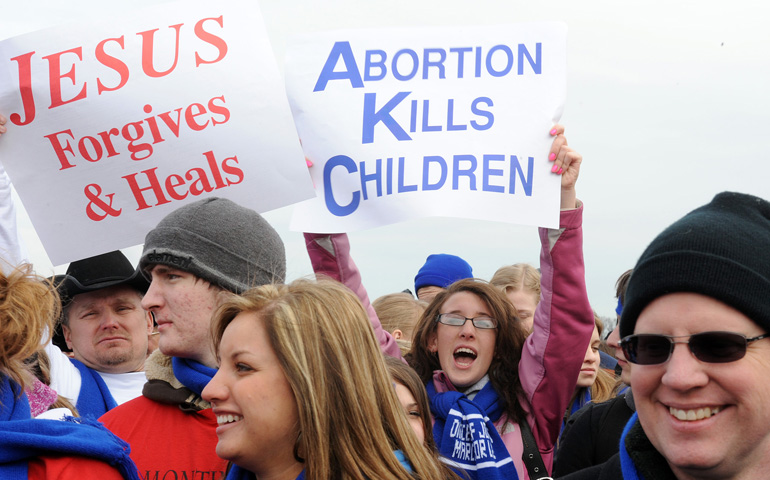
[453,347,477,366]
[216,414,243,425]
[669,406,721,421]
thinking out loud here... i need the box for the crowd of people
[0,108,769,480]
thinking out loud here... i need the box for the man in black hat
[47,250,154,418]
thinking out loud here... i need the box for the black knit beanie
[620,191,770,338]
[139,197,286,293]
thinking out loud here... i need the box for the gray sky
[2,0,769,324]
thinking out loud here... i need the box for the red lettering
[44,129,77,170]
[95,36,129,94]
[194,16,228,67]
[9,51,36,126]
[165,174,187,200]
[204,151,225,188]
[221,156,244,185]
[207,96,230,126]
[77,136,103,162]
[138,24,184,78]
[158,108,184,137]
[185,168,214,196]
[123,168,171,210]
[42,47,87,108]
[184,103,209,131]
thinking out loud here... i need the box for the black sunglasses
[620,331,770,365]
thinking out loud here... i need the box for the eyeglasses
[620,331,770,365]
[436,313,497,329]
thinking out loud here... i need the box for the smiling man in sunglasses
[563,191,770,480]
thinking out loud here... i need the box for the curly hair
[0,264,58,392]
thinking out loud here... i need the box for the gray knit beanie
[620,191,770,338]
[139,197,286,293]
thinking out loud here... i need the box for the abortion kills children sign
[0,0,313,265]
[286,23,566,232]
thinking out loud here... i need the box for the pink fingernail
[558,167,564,174]
[548,153,556,161]
[551,164,559,173]
[306,159,313,167]
[550,128,558,135]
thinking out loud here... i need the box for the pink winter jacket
[304,204,593,479]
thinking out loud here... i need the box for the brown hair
[409,279,529,424]
[211,279,457,480]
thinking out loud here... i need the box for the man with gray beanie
[100,197,286,479]
[563,191,770,480]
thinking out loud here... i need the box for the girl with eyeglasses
[305,125,595,479]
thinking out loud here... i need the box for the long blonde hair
[0,263,58,392]
[211,279,456,480]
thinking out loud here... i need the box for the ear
[62,324,74,350]
[392,329,403,340]
[145,310,155,334]
[427,331,438,353]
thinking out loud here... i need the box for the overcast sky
[2,0,769,325]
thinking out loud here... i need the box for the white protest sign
[0,0,314,265]
[286,23,566,232]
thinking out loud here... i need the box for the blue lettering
[313,42,364,92]
[447,99,466,131]
[392,49,419,81]
[450,47,472,78]
[362,92,412,144]
[359,158,382,200]
[397,157,417,192]
[452,154,477,190]
[364,50,387,81]
[474,46,482,77]
[486,44,513,77]
[422,155,447,190]
[422,48,446,79]
[421,100,442,132]
[518,43,542,74]
[386,157,394,195]
[482,154,505,192]
[323,155,360,216]
[509,155,534,195]
[409,99,418,133]
[470,97,494,131]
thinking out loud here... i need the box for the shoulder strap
[519,420,553,480]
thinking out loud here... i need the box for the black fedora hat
[52,250,150,304]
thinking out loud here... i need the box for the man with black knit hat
[563,191,770,480]
[100,197,286,479]
[47,250,153,418]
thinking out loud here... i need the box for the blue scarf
[71,359,118,418]
[0,376,140,480]
[225,464,306,479]
[172,357,218,395]
[561,387,592,435]
[427,381,518,480]
[619,412,641,480]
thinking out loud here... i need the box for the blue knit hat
[414,254,473,292]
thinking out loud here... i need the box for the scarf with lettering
[0,376,139,480]
[71,358,118,418]
[172,357,217,396]
[427,380,518,480]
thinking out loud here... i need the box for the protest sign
[286,23,566,232]
[0,0,313,265]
